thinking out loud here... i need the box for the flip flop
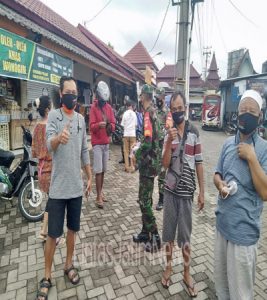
[38,233,47,242]
[95,201,104,209]
[102,193,108,202]
[161,274,171,289]
[183,279,198,297]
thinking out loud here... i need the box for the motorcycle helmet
[96,81,110,101]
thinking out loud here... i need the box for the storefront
[0,28,73,150]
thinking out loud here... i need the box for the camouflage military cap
[155,87,165,96]
[141,84,153,95]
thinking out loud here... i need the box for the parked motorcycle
[112,121,124,145]
[0,125,46,222]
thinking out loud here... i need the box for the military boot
[156,193,164,211]
[133,228,149,243]
[145,233,161,253]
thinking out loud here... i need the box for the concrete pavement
[0,122,266,299]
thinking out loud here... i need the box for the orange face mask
[62,104,76,115]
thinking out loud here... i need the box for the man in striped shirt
[161,91,204,297]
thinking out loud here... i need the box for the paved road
[0,122,266,299]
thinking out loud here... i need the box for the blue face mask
[172,111,185,125]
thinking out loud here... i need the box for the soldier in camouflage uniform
[155,87,169,211]
[133,84,161,253]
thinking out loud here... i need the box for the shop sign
[0,28,73,84]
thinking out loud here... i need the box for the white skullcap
[239,89,263,110]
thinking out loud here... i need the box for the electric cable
[212,0,228,53]
[228,0,258,27]
[149,0,171,53]
[84,0,113,24]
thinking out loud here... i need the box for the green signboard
[0,28,73,85]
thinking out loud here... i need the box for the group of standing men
[35,74,267,300]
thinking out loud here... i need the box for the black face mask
[98,99,106,108]
[238,112,259,135]
[156,99,163,108]
[61,94,77,110]
[172,111,185,125]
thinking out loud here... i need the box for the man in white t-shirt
[121,100,138,172]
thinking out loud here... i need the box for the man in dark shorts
[36,76,92,300]
[161,91,204,296]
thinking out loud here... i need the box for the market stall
[0,28,73,150]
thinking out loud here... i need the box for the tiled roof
[206,53,220,89]
[157,64,204,88]
[9,0,111,63]
[124,41,155,65]
[157,64,176,78]
[190,64,202,78]
[208,53,218,72]
[1,0,146,83]
[78,24,144,81]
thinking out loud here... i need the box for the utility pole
[203,46,212,80]
[172,0,204,108]
[173,0,191,94]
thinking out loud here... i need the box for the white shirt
[121,109,137,137]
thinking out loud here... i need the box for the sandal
[64,265,80,285]
[183,279,198,297]
[38,233,47,242]
[36,277,52,300]
[161,274,171,289]
[102,193,108,202]
[95,199,104,209]
[161,268,172,289]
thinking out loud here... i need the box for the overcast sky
[41,0,267,80]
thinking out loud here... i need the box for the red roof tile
[157,64,204,88]
[9,0,113,64]
[124,41,157,68]
[157,64,176,78]
[78,24,144,81]
[206,53,220,89]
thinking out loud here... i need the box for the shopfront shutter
[26,81,59,106]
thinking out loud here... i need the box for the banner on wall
[0,28,73,85]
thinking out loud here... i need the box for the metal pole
[174,4,180,81]
[175,0,190,92]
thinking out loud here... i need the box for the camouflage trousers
[138,175,158,234]
[158,140,166,196]
[158,167,166,196]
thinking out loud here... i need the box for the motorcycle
[0,125,46,222]
[112,121,124,145]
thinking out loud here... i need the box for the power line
[212,0,228,53]
[149,0,171,53]
[196,5,204,72]
[84,0,113,25]
[228,0,258,27]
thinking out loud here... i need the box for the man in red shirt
[90,81,115,208]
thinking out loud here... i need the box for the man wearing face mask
[90,81,115,208]
[161,91,204,296]
[155,87,169,211]
[213,89,267,300]
[133,84,162,253]
[36,76,92,300]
